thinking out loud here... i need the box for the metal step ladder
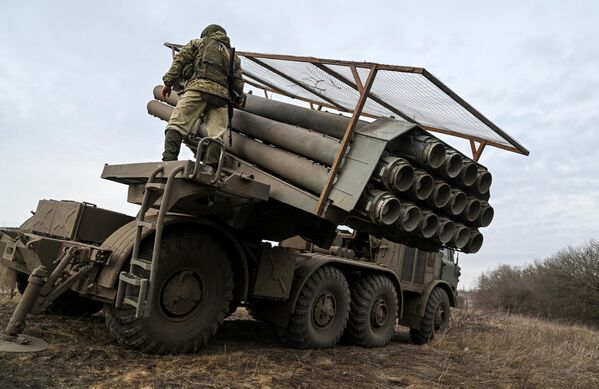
[115,139,226,319]
[114,164,184,319]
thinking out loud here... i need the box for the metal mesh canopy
[164,43,529,157]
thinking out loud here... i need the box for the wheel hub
[434,305,447,331]
[370,298,388,328]
[312,291,336,329]
[161,270,204,318]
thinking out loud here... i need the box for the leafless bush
[475,240,599,326]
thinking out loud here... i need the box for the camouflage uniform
[162,25,244,162]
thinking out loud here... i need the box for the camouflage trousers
[166,89,228,164]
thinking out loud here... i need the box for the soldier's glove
[162,84,172,99]
[234,93,247,108]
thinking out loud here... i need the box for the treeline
[475,240,599,326]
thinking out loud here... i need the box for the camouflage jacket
[162,31,244,100]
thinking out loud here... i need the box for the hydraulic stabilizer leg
[2,266,47,342]
[0,265,49,351]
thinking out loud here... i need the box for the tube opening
[461,162,479,187]
[427,142,447,169]
[438,220,456,244]
[465,199,482,222]
[479,205,494,227]
[454,227,470,249]
[420,213,439,239]
[450,191,467,215]
[393,164,415,192]
[377,196,402,225]
[466,232,484,253]
[413,174,434,200]
[400,205,422,232]
[432,183,451,208]
[476,171,493,194]
[444,153,464,178]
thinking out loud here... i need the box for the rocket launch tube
[396,135,446,170]
[438,150,464,180]
[153,86,367,140]
[362,190,402,225]
[394,201,422,232]
[418,210,439,239]
[147,100,332,194]
[451,224,471,249]
[243,93,368,139]
[372,156,414,193]
[227,132,332,194]
[409,169,434,201]
[462,198,482,224]
[474,168,493,195]
[444,189,467,216]
[152,86,343,166]
[460,160,479,187]
[425,179,451,209]
[478,202,494,228]
[437,217,457,244]
[464,229,484,253]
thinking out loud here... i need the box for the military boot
[162,129,183,161]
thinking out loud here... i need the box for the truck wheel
[410,286,450,344]
[17,272,103,316]
[345,274,398,347]
[279,266,350,349]
[104,230,234,354]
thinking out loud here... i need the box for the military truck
[0,48,527,353]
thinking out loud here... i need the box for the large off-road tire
[104,229,234,354]
[16,272,103,316]
[278,266,350,349]
[345,274,398,347]
[410,286,450,345]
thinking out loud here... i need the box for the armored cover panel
[328,119,418,212]
[49,201,82,239]
[26,200,60,236]
[76,206,133,244]
[25,200,81,239]
[26,200,132,243]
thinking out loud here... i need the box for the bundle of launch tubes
[148,86,493,254]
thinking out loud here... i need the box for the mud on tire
[345,274,398,347]
[104,229,234,354]
[278,265,350,349]
[410,286,450,345]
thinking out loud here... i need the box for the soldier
[161,24,244,163]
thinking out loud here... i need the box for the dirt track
[1,297,598,388]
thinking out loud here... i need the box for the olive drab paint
[162,31,243,101]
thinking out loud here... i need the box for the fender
[96,215,249,301]
[256,253,404,328]
[417,279,456,316]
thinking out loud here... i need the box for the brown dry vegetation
[1,295,598,389]
[476,240,599,326]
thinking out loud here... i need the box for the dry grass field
[0,295,598,388]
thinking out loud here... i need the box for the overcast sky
[1,1,597,288]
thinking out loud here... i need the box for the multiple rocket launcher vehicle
[148,87,493,254]
[0,48,529,354]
